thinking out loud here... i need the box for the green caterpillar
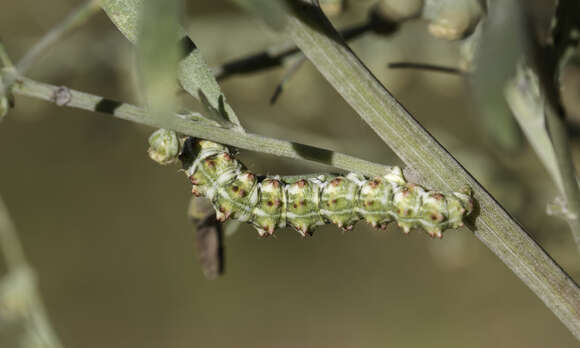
[149,130,473,238]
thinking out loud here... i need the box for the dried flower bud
[188,197,215,222]
[0,94,8,120]
[375,0,424,22]
[0,70,13,121]
[147,129,181,165]
[424,0,483,41]
[188,197,224,280]
[320,0,345,17]
[0,268,35,321]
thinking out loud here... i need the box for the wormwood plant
[1,0,580,346]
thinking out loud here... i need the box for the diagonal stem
[16,0,101,74]
[0,194,27,270]
[12,76,394,177]
[262,2,580,340]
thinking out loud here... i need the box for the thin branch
[0,41,14,68]
[270,55,306,104]
[213,41,300,81]
[0,41,16,119]
[0,193,27,270]
[11,76,394,177]
[1,50,57,348]
[542,0,580,249]
[387,62,464,74]
[0,193,64,348]
[16,0,101,74]
[214,13,390,103]
[505,64,564,192]
[546,100,580,244]
[243,1,580,340]
[213,19,380,81]
[550,0,580,81]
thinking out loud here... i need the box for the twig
[213,41,300,81]
[0,41,16,119]
[542,0,580,249]
[505,64,564,192]
[11,76,393,177]
[0,41,14,69]
[545,101,580,246]
[0,194,64,348]
[214,13,390,102]
[387,62,464,74]
[243,1,580,340]
[550,0,580,81]
[270,55,306,104]
[0,194,27,270]
[213,19,380,81]
[16,0,101,74]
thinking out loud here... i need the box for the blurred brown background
[1,0,580,347]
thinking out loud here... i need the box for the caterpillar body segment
[176,136,473,238]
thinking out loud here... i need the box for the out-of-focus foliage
[136,0,181,121]
[423,0,482,40]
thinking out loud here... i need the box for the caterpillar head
[453,188,474,217]
[447,189,474,230]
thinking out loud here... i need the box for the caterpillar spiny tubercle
[149,130,474,238]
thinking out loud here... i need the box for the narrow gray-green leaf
[505,63,563,192]
[100,0,244,129]
[230,0,288,31]
[16,0,101,74]
[470,0,524,151]
[137,0,181,121]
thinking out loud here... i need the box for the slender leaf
[100,0,244,129]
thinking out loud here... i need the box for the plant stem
[0,41,14,68]
[387,62,464,74]
[505,65,564,192]
[543,0,580,251]
[546,103,580,247]
[12,76,393,177]
[0,193,27,270]
[270,55,306,104]
[276,3,580,340]
[213,21,374,81]
[16,0,101,74]
[0,194,64,348]
[505,63,580,252]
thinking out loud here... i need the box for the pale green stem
[546,103,580,249]
[12,76,393,177]
[0,193,27,270]
[505,65,580,253]
[0,41,14,68]
[262,2,580,340]
[544,0,580,252]
[16,0,101,74]
[0,195,64,348]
